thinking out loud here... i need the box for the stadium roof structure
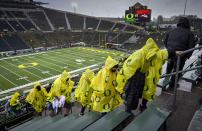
[0,0,48,9]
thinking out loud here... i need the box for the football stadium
[0,0,202,131]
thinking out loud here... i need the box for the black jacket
[165,27,195,51]
[165,27,195,58]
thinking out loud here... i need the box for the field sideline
[0,47,127,91]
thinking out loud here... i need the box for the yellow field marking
[18,62,39,69]
[82,48,121,56]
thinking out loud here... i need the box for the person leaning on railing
[164,17,197,90]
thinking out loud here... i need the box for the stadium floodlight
[71,2,78,13]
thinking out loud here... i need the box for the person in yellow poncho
[10,92,21,115]
[48,70,74,116]
[73,69,95,115]
[26,82,47,114]
[116,38,172,113]
[91,56,123,114]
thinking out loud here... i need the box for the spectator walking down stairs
[48,70,74,116]
[164,17,196,90]
[91,56,123,114]
[73,69,95,116]
[116,38,173,114]
[26,82,47,115]
[10,92,21,115]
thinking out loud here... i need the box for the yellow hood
[61,70,71,83]
[105,56,118,70]
[13,92,20,99]
[34,82,42,90]
[85,69,95,81]
[142,38,160,60]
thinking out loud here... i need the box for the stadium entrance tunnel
[18,62,39,69]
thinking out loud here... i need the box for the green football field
[0,47,127,92]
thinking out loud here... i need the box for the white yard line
[35,53,82,69]
[50,49,107,65]
[0,64,31,83]
[28,54,67,70]
[0,52,46,60]
[0,64,100,95]
[3,60,43,80]
[19,56,56,76]
[0,73,18,86]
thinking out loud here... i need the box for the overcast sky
[38,0,202,19]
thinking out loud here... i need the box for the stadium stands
[98,20,114,30]
[3,34,29,50]
[0,37,12,52]
[83,31,95,44]
[0,10,5,18]
[19,20,35,30]
[5,11,14,18]
[66,13,84,30]
[113,23,126,31]
[0,20,13,31]
[8,21,24,31]
[85,17,100,30]
[11,11,26,18]
[111,33,133,44]
[125,26,138,32]
[71,32,83,42]
[44,8,67,30]
[28,11,51,31]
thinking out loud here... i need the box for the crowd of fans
[3,17,202,119]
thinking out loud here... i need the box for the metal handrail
[165,45,202,106]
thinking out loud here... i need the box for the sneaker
[79,113,84,116]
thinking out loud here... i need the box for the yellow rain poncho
[116,38,168,101]
[10,92,21,110]
[91,56,123,113]
[26,83,47,113]
[49,70,74,103]
[73,69,95,109]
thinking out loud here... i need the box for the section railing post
[173,55,181,106]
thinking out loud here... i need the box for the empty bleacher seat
[98,20,114,30]
[83,32,95,44]
[111,33,133,44]
[113,23,125,31]
[125,26,137,32]
[19,20,35,30]
[28,11,51,31]
[44,8,67,30]
[123,105,171,131]
[0,10,5,18]
[86,17,100,30]
[83,109,131,131]
[0,20,13,31]
[5,11,14,18]
[8,21,24,31]
[71,32,83,42]
[66,13,84,30]
[0,37,12,52]
[11,11,26,18]
[3,34,29,50]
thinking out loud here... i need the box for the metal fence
[160,45,202,106]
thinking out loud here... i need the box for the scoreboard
[125,3,151,24]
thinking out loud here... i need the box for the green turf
[0,47,127,91]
